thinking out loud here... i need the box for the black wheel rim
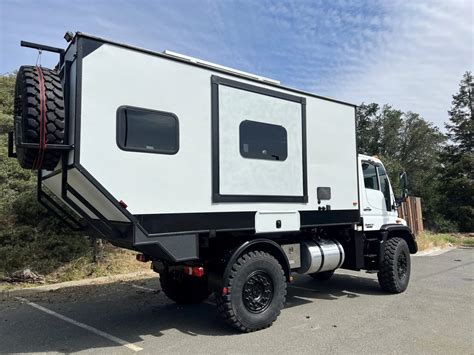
[397,252,408,280]
[242,270,274,313]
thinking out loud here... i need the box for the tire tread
[216,251,286,332]
[14,65,65,170]
[377,237,410,293]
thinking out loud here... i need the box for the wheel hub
[242,271,273,313]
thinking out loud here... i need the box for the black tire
[310,270,335,281]
[377,237,411,293]
[14,65,65,170]
[216,251,287,332]
[159,269,211,304]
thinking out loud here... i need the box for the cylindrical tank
[298,239,345,275]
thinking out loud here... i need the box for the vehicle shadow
[0,272,385,353]
[285,272,386,308]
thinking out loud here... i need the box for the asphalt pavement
[1,247,473,354]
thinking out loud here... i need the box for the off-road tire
[310,270,335,281]
[216,251,287,332]
[377,237,411,293]
[159,269,211,304]
[14,65,65,170]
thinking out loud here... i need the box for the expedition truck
[8,32,417,332]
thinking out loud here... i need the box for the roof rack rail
[163,50,280,85]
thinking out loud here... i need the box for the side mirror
[399,171,408,202]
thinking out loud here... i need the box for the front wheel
[377,237,411,293]
[216,251,287,332]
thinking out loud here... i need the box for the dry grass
[45,244,151,283]
[416,231,474,251]
[0,243,151,290]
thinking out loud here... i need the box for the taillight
[183,266,204,277]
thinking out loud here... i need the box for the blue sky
[1,0,472,129]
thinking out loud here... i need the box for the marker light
[119,200,128,208]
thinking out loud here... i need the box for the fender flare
[380,224,418,253]
[223,239,292,283]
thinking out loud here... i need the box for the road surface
[1,248,473,354]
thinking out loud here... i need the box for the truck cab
[359,154,406,231]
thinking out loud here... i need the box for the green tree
[356,102,380,154]
[356,104,445,227]
[438,71,474,232]
[379,105,403,158]
[446,71,473,153]
[0,72,16,133]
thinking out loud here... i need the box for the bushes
[0,148,90,276]
[427,214,459,234]
[0,227,89,276]
[0,152,90,276]
[0,73,89,277]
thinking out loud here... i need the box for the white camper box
[42,34,359,246]
[11,33,416,332]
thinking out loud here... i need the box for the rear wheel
[377,237,411,293]
[216,251,286,332]
[14,65,65,170]
[160,268,211,304]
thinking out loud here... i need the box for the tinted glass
[239,120,287,161]
[378,165,392,211]
[117,107,179,154]
[362,162,379,190]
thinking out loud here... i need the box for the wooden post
[398,196,424,235]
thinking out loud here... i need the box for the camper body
[10,33,417,332]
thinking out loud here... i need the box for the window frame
[211,75,308,203]
[116,105,180,155]
[239,120,288,162]
[376,165,393,211]
[362,160,394,212]
[362,161,380,191]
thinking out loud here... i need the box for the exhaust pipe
[298,239,345,275]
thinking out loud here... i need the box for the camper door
[211,76,307,203]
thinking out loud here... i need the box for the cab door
[360,160,395,230]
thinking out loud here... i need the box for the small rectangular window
[117,106,179,154]
[239,120,287,161]
[362,162,379,190]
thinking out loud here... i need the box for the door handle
[363,207,372,211]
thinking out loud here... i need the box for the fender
[223,239,292,283]
[380,224,418,254]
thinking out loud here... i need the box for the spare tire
[14,65,65,170]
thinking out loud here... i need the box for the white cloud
[320,0,474,128]
[2,0,471,129]
[233,0,472,128]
